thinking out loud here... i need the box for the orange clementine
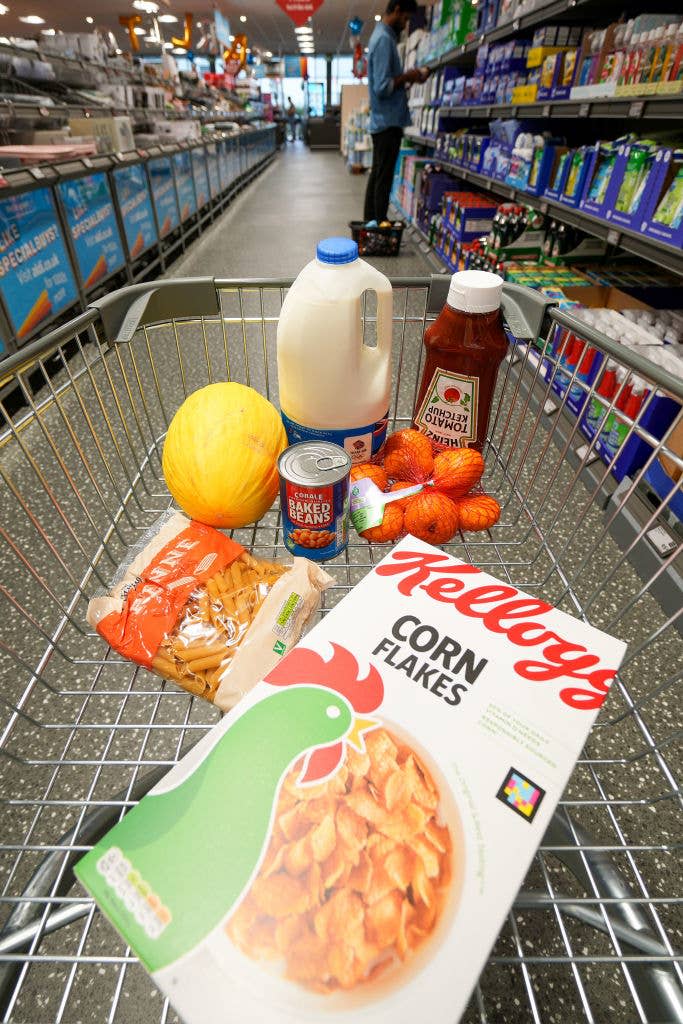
[360,502,404,543]
[383,429,434,483]
[455,494,500,532]
[387,480,421,510]
[350,462,388,491]
[432,448,484,497]
[404,491,459,546]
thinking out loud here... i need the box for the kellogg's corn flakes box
[76,536,626,1023]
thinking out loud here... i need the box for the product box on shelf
[510,83,538,104]
[643,414,683,521]
[545,325,605,417]
[580,346,682,482]
[526,144,560,196]
[543,149,573,201]
[559,146,597,208]
[606,143,670,232]
[641,148,683,248]
[580,142,620,219]
[452,202,498,242]
[68,116,134,154]
[75,535,626,1024]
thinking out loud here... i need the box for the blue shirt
[367,21,411,133]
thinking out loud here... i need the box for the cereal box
[75,537,626,1024]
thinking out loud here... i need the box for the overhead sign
[284,55,302,77]
[276,0,324,29]
[0,187,78,341]
[113,163,157,259]
[58,173,125,292]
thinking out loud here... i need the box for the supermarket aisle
[170,142,430,280]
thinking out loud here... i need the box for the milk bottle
[277,237,393,464]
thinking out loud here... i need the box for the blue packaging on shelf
[559,146,596,208]
[581,384,681,483]
[544,149,573,201]
[607,144,670,233]
[638,149,683,248]
[643,457,683,521]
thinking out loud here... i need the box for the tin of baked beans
[278,442,351,561]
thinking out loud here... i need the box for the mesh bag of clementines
[349,430,500,545]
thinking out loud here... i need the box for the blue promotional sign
[206,143,221,198]
[148,157,179,237]
[112,163,157,259]
[173,151,197,221]
[284,55,301,77]
[0,187,78,341]
[58,173,125,291]
[191,147,210,208]
[214,10,231,48]
[217,139,229,190]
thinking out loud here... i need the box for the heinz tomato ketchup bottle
[412,270,508,451]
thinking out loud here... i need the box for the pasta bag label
[93,521,243,668]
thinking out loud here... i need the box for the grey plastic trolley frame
[0,276,680,1024]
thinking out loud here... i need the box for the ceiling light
[158,13,177,22]
[375,13,381,20]
[115,47,122,54]
[239,14,246,22]
[132,0,158,11]
[295,26,312,33]
[19,14,44,23]
[163,41,173,49]
[265,50,272,57]
[42,27,55,34]
[172,46,186,54]
[143,35,158,42]
[85,16,94,24]
[0,5,8,14]
[133,26,146,35]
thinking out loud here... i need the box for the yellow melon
[162,382,287,528]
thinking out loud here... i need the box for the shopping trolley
[0,276,680,1024]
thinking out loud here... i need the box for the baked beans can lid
[278,442,351,486]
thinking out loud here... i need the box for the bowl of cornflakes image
[223,722,465,1010]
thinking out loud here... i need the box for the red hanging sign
[275,0,325,29]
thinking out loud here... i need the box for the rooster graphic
[76,644,383,972]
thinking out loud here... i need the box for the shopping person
[286,97,297,142]
[364,0,429,226]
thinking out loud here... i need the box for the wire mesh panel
[0,279,680,1024]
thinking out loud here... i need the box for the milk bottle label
[414,369,479,447]
[281,411,389,465]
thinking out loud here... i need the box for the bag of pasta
[87,511,332,711]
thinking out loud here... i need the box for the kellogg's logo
[376,550,618,711]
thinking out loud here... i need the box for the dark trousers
[364,127,403,223]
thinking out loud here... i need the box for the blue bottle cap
[316,237,358,265]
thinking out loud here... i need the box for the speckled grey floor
[168,142,432,281]
[0,149,680,1024]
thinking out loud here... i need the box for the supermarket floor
[170,140,432,280]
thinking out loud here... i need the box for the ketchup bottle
[412,270,508,451]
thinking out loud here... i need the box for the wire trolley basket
[0,276,680,1024]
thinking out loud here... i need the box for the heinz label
[414,368,479,447]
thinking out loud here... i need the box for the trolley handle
[89,278,221,344]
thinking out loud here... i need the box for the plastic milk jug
[277,237,393,464]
